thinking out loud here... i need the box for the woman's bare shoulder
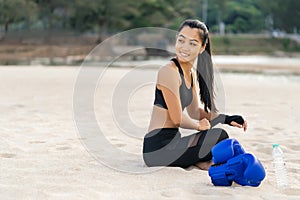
[158,61,178,75]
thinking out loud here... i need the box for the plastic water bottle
[272,144,289,189]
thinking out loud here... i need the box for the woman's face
[175,26,205,64]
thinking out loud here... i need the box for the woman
[142,19,248,170]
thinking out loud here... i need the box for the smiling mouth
[179,51,190,57]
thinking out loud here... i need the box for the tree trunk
[4,21,8,33]
[1,22,8,40]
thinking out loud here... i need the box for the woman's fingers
[199,119,211,130]
[230,120,248,132]
[243,120,248,132]
[230,121,242,128]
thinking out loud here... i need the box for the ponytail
[196,36,217,113]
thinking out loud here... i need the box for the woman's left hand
[211,114,248,132]
[230,120,248,132]
[225,115,248,132]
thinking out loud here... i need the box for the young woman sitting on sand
[142,19,247,170]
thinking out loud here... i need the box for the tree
[1,0,299,37]
[34,0,72,30]
[255,0,299,33]
[269,0,299,33]
[130,0,194,29]
[223,0,264,33]
[206,0,228,32]
[0,0,37,38]
[70,0,141,41]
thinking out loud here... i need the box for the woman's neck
[177,59,194,74]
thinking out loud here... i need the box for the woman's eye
[178,39,184,43]
[190,42,197,46]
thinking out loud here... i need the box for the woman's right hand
[197,118,211,131]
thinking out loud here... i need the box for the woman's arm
[156,65,182,127]
[185,71,247,131]
[157,65,210,131]
[181,112,211,131]
[160,83,210,131]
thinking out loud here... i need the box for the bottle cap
[272,143,279,148]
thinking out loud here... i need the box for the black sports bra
[154,58,193,110]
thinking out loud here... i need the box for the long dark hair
[178,19,217,113]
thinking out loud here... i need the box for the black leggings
[143,128,229,168]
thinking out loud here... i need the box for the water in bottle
[272,144,289,189]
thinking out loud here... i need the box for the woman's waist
[145,128,179,138]
[144,128,180,146]
[148,106,177,131]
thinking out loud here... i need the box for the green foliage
[0,0,299,36]
[257,0,300,32]
[33,0,71,29]
[222,0,264,33]
[0,0,37,32]
[282,38,291,50]
[210,35,300,54]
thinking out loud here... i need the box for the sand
[0,62,300,199]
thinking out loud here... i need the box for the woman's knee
[211,128,229,142]
[220,128,229,140]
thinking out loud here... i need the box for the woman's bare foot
[195,161,213,171]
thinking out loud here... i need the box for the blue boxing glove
[208,162,233,186]
[211,138,245,164]
[208,138,266,187]
[232,153,266,187]
[209,153,266,187]
[208,138,246,186]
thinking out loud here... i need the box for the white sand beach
[0,62,300,199]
